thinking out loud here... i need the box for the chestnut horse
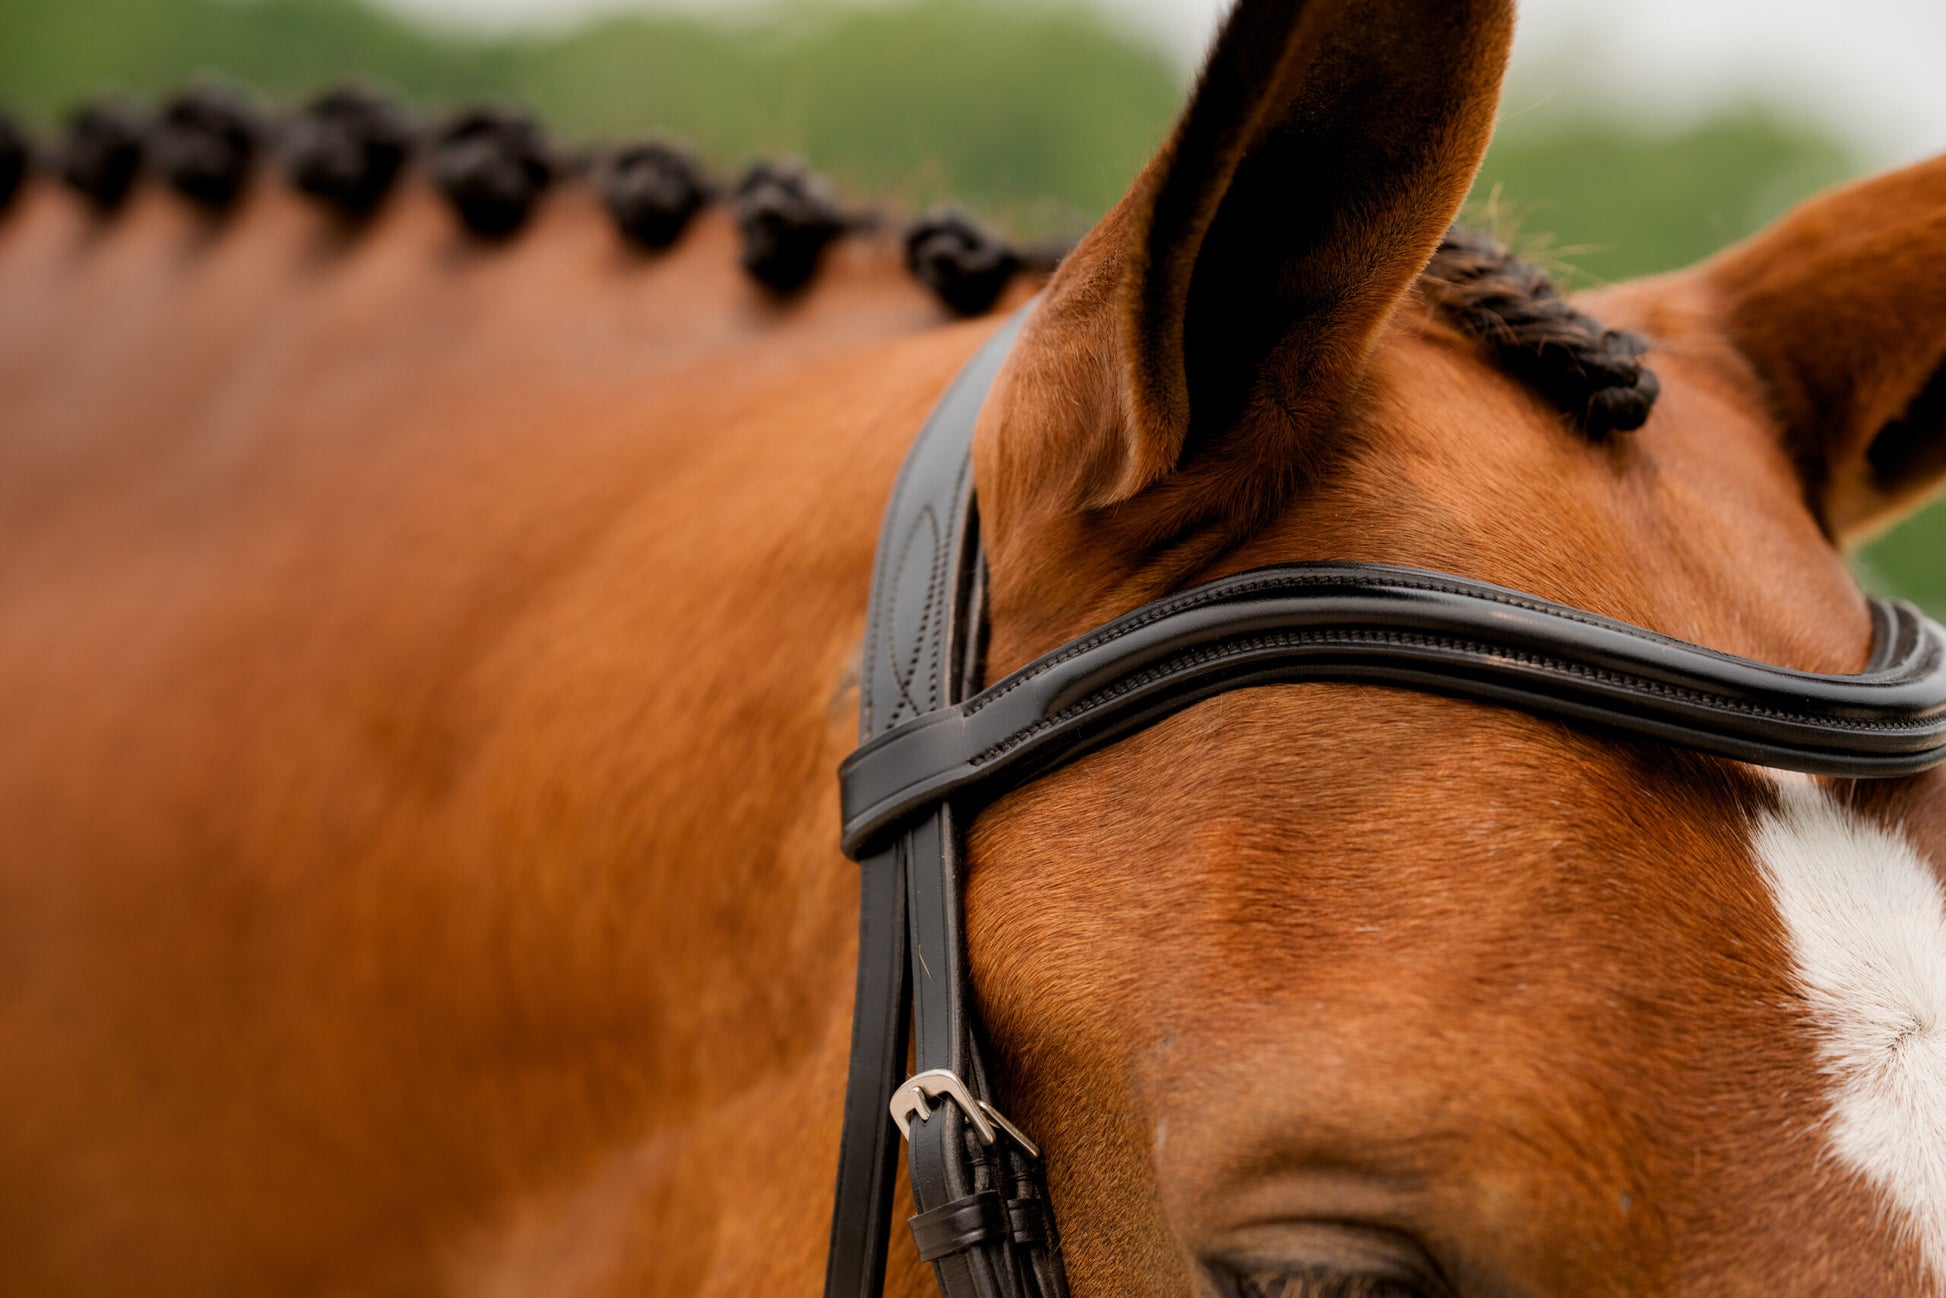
[4,0,1946,1293]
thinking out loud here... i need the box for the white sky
[376,0,1946,167]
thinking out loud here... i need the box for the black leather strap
[827,310,1064,1298]
[911,1193,1011,1263]
[821,841,910,1298]
[841,568,1946,858]
[825,303,1946,1298]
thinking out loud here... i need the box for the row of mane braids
[0,86,1659,435]
[0,84,1034,317]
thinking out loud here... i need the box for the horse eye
[1219,1266,1431,1298]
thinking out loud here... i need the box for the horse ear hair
[978,0,1515,528]
[1702,157,1946,545]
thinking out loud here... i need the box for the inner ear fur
[979,0,1513,551]
[1703,155,1946,545]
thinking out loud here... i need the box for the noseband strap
[822,310,1946,1298]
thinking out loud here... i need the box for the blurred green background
[1,0,1937,610]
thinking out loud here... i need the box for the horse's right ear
[1698,157,1946,546]
[978,0,1513,573]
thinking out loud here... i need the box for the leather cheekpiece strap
[826,310,1068,1298]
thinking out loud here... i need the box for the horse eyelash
[1230,1267,1428,1298]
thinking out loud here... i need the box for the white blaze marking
[1755,777,1946,1284]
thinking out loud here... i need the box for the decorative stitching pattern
[860,442,918,737]
[961,571,1926,718]
[886,505,945,729]
[966,626,1942,769]
[931,452,973,712]
[862,323,1013,738]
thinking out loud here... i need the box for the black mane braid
[1423,226,1661,441]
[284,86,415,220]
[0,112,29,215]
[905,207,1022,318]
[731,159,849,295]
[601,140,712,251]
[58,99,146,212]
[428,105,553,240]
[153,85,263,212]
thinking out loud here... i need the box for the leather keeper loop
[1006,1198,1048,1247]
[910,1191,1010,1262]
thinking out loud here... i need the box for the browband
[841,563,1946,857]
[822,309,1946,1298]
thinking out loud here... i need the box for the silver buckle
[889,1068,1041,1159]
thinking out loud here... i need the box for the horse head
[5,0,1945,1292]
[952,0,1946,1292]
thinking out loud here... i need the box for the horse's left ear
[1703,156,1946,544]
[977,0,1515,582]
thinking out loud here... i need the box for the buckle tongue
[889,1068,1041,1158]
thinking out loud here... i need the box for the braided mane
[1423,226,1661,441]
[0,86,1658,433]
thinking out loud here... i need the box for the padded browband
[842,551,1946,862]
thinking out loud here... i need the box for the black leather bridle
[821,311,1946,1298]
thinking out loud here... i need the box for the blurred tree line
[0,0,1183,234]
[0,0,1935,607]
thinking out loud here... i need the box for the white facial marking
[1755,777,1946,1285]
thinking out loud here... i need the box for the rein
[822,311,1946,1298]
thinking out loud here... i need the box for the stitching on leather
[963,572,1908,717]
[888,506,946,729]
[925,453,972,715]
[867,316,1021,735]
[876,430,978,732]
[861,455,919,737]
[966,627,1940,767]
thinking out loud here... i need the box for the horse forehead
[1316,316,1866,667]
[971,690,1791,1043]
[969,696,1934,1280]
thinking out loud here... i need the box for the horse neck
[0,173,1018,1270]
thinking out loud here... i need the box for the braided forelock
[1423,226,1661,441]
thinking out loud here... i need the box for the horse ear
[1703,156,1946,545]
[980,0,1514,535]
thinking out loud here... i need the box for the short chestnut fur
[25,7,1946,1288]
